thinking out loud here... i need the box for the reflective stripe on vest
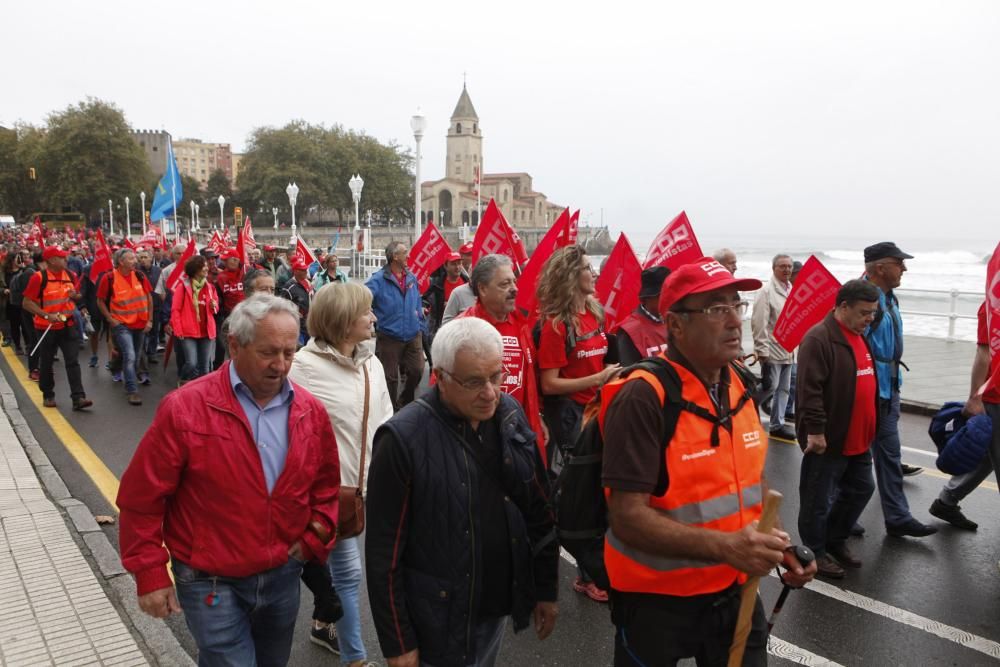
[33,271,76,329]
[110,270,149,328]
[601,356,767,597]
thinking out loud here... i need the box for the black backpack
[555,356,753,591]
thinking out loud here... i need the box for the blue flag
[150,141,183,222]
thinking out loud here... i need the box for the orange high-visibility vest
[32,270,76,330]
[600,355,766,597]
[109,270,149,329]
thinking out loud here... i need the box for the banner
[408,221,453,293]
[89,230,114,283]
[150,140,183,221]
[979,241,1000,400]
[123,237,137,250]
[472,199,524,270]
[772,255,841,352]
[141,224,164,249]
[595,233,643,331]
[166,238,197,292]
[514,209,573,315]
[243,216,257,249]
[568,209,580,245]
[642,211,703,270]
[294,237,318,267]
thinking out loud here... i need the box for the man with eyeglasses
[601,258,815,665]
[751,253,797,440]
[366,317,558,667]
[862,241,936,538]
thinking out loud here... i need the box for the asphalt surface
[3,342,1000,666]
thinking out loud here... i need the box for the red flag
[552,208,572,246]
[980,241,1000,401]
[208,230,226,255]
[642,211,704,270]
[472,199,524,270]
[243,216,257,249]
[408,222,453,293]
[595,233,643,331]
[772,255,842,352]
[504,220,529,272]
[514,209,573,315]
[166,238,197,292]
[89,230,114,283]
[294,237,318,266]
[29,217,44,245]
[568,210,580,245]
[141,224,164,249]
[122,237,137,250]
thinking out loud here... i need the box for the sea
[591,231,997,342]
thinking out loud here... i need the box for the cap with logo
[459,242,474,255]
[42,246,68,261]
[659,257,762,314]
[446,251,462,262]
[290,257,310,271]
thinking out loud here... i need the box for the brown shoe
[72,398,93,411]
[828,543,862,568]
[815,554,846,579]
[127,393,142,406]
[43,397,57,408]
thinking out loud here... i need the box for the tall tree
[35,98,152,218]
[205,168,232,201]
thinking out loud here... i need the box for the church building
[420,85,565,228]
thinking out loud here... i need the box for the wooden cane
[727,489,783,667]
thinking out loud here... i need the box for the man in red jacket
[117,294,341,666]
[216,247,246,317]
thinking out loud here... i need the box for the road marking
[1,346,120,510]
[902,445,937,458]
[919,467,999,492]
[770,572,1000,660]
[768,637,844,666]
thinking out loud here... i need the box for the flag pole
[169,138,178,240]
[477,157,482,226]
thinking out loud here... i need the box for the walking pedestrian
[616,266,670,365]
[170,255,219,382]
[96,249,153,406]
[751,253,797,439]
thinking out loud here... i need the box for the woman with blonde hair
[288,281,392,667]
[536,244,619,602]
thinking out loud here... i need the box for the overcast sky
[5,1,999,248]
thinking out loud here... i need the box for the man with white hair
[712,248,738,275]
[117,295,341,666]
[366,317,559,667]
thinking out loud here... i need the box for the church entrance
[438,190,453,227]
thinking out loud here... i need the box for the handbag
[337,362,370,539]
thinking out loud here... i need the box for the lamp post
[190,200,196,238]
[349,174,364,231]
[272,207,279,231]
[286,182,299,243]
[140,191,146,235]
[125,196,131,239]
[410,110,426,238]
[108,199,114,237]
[217,195,225,232]
[195,203,200,230]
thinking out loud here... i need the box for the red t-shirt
[840,322,877,456]
[394,270,407,293]
[978,301,1000,404]
[538,310,608,405]
[443,276,462,304]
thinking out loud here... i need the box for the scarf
[191,277,207,322]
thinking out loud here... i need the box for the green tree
[35,98,152,219]
[205,168,232,201]
[0,124,45,218]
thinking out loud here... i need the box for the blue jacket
[366,267,424,342]
[865,285,904,399]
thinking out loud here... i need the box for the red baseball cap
[290,257,309,271]
[221,248,240,261]
[459,242,474,255]
[446,251,461,262]
[42,246,68,261]
[658,257,762,314]
[263,244,276,252]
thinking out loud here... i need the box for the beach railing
[894,288,981,343]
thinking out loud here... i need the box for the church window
[455,166,462,175]
[473,123,478,133]
[456,123,463,133]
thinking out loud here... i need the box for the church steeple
[446,83,482,184]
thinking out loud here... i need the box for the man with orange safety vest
[600,258,816,665]
[96,249,153,406]
[21,246,93,411]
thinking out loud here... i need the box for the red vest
[619,310,668,358]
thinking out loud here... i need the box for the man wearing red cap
[458,242,474,277]
[600,257,814,664]
[216,248,246,318]
[21,246,93,410]
[279,256,313,345]
[423,251,468,338]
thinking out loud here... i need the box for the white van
[0,215,16,228]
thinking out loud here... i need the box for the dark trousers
[5,304,24,349]
[375,331,424,410]
[299,561,344,625]
[20,310,39,372]
[37,325,85,401]
[611,587,768,666]
[798,449,875,558]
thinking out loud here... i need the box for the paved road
[3,344,1000,666]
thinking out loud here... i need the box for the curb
[0,362,195,667]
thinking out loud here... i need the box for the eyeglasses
[438,368,506,392]
[672,301,749,320]
[254,286,276,294]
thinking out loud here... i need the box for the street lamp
[286,182,299,243]
[195,203,200,230]
[217,195,225,232]
[272,207,279,231]
[410,110,426,238]
[125,196,131,239]
[140,191,146,235]
[349,174,364,230]
[190,201,196,237]
[108,199,115,237]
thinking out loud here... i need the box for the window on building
[139,141,145,148]
[456,153,462,161]
[473,123,477,133]
[152,146,158,152]
[456,123,462,133]
[455,167,462,175]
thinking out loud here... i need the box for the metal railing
[894,288,980,342]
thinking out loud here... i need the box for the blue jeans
[328,537,366,662]
[111,324,145,393]
[798,450,875,557]
[420,616,506,667]
[173,557,303,667]
[178,337,215,380]
[766,362,793,430]
[872,389,912,526]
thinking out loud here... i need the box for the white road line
[769,572,1000,660]
[768,637,844,667]
[902,445,938,458]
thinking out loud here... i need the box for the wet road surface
[3,344,999,666]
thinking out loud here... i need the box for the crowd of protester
[2,218,999,667]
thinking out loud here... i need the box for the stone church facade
[420,86,564,228]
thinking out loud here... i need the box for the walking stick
[728,489,783,667]
[766,545,814,632]
[30,314,67,358]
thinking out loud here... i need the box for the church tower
[446,84,482,186]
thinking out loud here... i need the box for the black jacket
[278,278,310,338]
[365,389,558,667]
[423,271,469,334]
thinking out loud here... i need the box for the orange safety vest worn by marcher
[32,270,76,330]
[600,354,766,597]
[110,270,150,329]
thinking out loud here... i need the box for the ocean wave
[798,249,985,265]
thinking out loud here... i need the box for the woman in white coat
[289,281,393,667]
